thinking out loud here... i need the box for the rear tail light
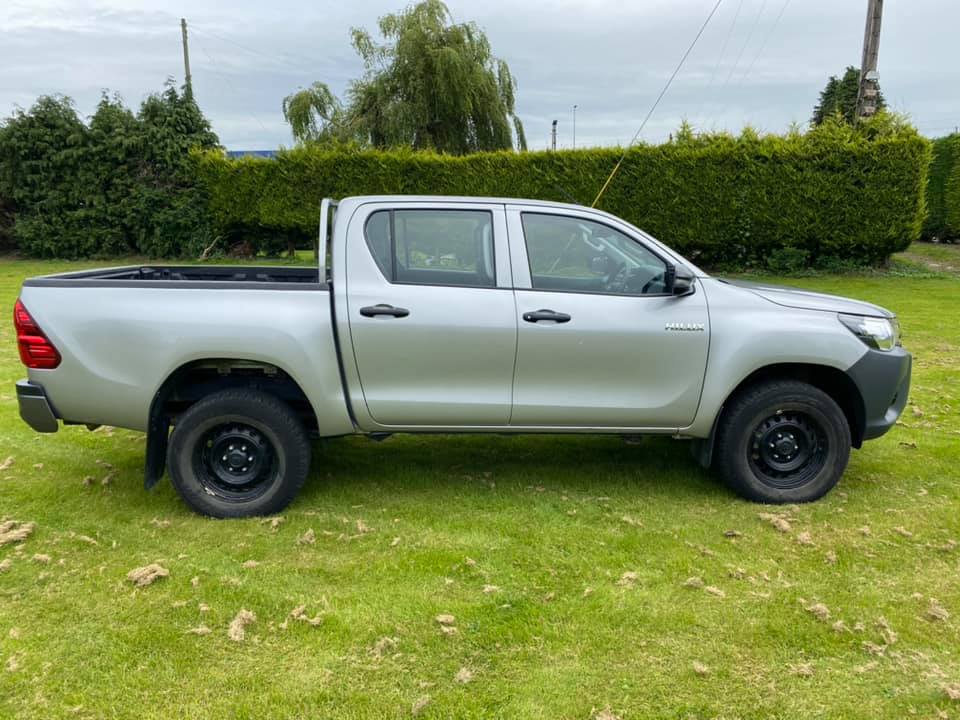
[14,299,61,369]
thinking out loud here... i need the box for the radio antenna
[591,0,725,208]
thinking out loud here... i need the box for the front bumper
[845,346,911,442]
[16,380,59,433]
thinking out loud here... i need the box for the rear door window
[364,209,495,288]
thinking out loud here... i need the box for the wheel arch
[694,362,866,468]
[144,358,318,489]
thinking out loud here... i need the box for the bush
[922,134,960,242]
[0,85,218,259]
[946,144,960,241]
[196,115,930,268]
[765,247,810,274]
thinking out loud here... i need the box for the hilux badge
[665,322,705,332]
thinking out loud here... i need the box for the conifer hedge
[922,133,960,242]
[942,138,960,242]
[0,86,218,259]
[197,117,930,268]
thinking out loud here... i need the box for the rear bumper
[845,346,911,442]
[16,380,59,433]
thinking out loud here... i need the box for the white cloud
[1,0,957,148]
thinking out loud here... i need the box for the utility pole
[181,18,193,99]
[551,120,557,151]
[855,0,883,119]
[572,105,578,149]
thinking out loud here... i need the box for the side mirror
[665,263,695,296]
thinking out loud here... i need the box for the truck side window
[365,211,393,278]
[364,209,496,288]
[521,213,669,296]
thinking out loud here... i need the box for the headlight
[838,314,901,351]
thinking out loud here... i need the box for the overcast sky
[2,0,958,150]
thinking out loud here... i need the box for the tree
[0,82,220,258]
[283,0,526,153]
[811,66,885,126]
[282,82,356,146]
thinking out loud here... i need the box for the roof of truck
[339,195,596,212]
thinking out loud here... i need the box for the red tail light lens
[14,299,61,369]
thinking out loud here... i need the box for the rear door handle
[360,304,410,318]
[523,309,571,324]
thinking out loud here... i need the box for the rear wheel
[167,389,311,518]
[716,380,850,503]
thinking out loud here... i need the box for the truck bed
[23,265,322,289]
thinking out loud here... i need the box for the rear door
[344,201,517,427]
[507,206,710,428]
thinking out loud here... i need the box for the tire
[715,380,851,504]
[166,389,311,518]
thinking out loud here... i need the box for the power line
[697,0,746,125]
[189,24,318,77]
[720,0,769,93]
[194,40,271,136]
[592,0,725,207]
[735,0,792,89]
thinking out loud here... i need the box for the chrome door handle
[522,309,571,324]
[360,304,410,318]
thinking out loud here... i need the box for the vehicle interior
[522,213,669,295]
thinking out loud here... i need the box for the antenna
[591,0,725,207]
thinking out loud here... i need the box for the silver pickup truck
[14,195,911,517]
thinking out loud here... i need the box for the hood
[722,279,894,317]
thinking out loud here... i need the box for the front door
[507,208,710,428]
[345,202,517,427]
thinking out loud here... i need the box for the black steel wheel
[716,380,850,503]
[747,411,828,490]
[195,422,278,502]
[167,389,311,518]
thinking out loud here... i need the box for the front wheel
[715,380,851,504]
[167,389,311,518]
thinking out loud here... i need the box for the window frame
[363,208,498,290]
[519,211,674,298]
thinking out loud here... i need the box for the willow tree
[281,82,359,146]
[283,0,526,153]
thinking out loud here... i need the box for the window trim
[363,208,498,290]
[519,211,675,298]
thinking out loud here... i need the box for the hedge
[922,133,960,242]
[196,117,931,268]
[946,140,960,241]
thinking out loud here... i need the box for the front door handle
[360,304,410,318]
[523,309,571,324]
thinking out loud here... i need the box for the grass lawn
[1,250,959,719]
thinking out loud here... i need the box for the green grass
[898,241,960,274]
[1,251,959,719]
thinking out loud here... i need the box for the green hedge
[197,117,930,268]
[946,140,960,240]
[922,134,960,242]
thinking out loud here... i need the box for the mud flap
[144,416,170,490]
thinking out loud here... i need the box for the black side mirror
[665,263,695,296]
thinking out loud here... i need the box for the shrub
[766,247,810,274]
[0,85,218,259]
[946,144,960,241]
[922,134,960,242]
[196,115,929,268]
